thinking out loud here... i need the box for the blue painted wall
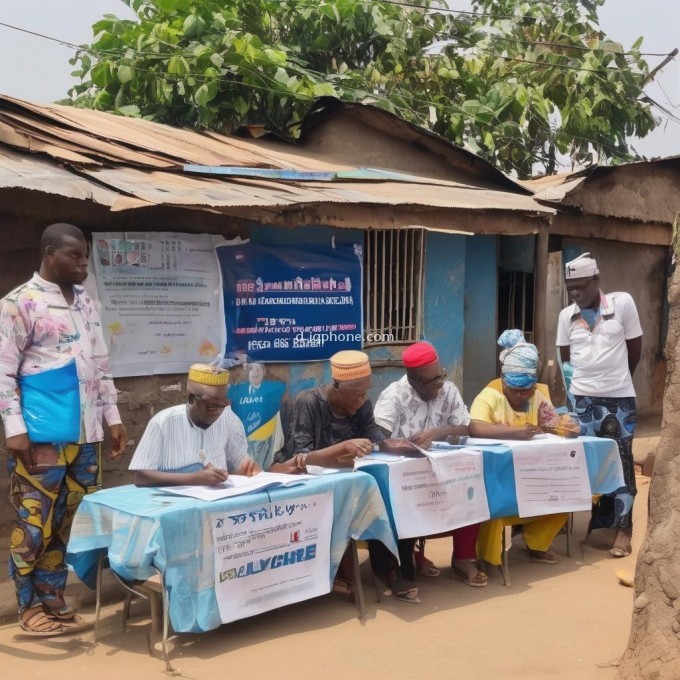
[463,235,498,405]
[422,232,466,374]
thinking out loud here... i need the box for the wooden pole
[534,222,549,381]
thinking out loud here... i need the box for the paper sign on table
[385,448,490,539]
[210,490,333,624]
[511,439,592,517]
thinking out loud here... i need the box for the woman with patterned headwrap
[469,330,579,566]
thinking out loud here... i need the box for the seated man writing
[129,363,260,486]
[271,350,394,598]
[469,330,578,567]
[271,350,385,473]
[374,341,487,590]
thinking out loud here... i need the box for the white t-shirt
[556,291,642,398]
[129,404,248,472]
[374,375,470,438]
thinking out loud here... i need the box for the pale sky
[0,0,678,160]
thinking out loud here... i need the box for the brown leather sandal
[19,605,65,637]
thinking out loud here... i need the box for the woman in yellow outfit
[469,329,579,566]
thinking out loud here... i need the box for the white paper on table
[354,452,405,467]
[211,490,333,624]
[305,465,341,476]
[386,448,490,539]
[465,437,510,446]
[372,442,454,482]
[511,439,592,517]
[466,434,563,447]
[159,472,311,501]
[419,447,468,482]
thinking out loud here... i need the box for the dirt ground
[0,473,650,680]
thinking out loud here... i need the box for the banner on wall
[229,363,286,469]
[216,242,363,362]
[91,232,225,376]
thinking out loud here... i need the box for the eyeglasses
[189,393,229,411]
[408,370,447,389]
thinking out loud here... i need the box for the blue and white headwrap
[498,329,539,389]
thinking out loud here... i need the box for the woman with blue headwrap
[469,330,579,566]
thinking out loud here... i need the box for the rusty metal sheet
[0,94,554,218]
[0,96,275,168]
[0,148,116,204]
[76,165,554,214]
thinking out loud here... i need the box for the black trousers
[368,538,417,583]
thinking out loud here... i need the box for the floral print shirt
[0,273,121,442]
[373,375,470,438]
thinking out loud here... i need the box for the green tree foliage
[67,0,657,177]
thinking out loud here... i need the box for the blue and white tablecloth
[66,473,395,633]
[358,436,624,535]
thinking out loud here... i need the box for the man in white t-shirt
[129,363,260,486]
[556,253,642,557]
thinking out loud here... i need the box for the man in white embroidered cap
[556,252,642,558]
[129,363,261,486]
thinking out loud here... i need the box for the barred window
[363,228,425,345]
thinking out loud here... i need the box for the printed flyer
[92,232,224,376]
[384,450,490,539]
[210,490,333,623]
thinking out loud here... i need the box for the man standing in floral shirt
[0,223,127,635]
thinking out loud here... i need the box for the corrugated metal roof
[0,94,555,221]
[522,155,680,204]
[0,147,117,204]
[520,173,588,202]
[75,165,546,213]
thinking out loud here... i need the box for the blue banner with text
[217,242,363,361]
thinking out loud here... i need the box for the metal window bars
[364,228,425,345]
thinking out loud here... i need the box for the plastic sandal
[47,611,91,632]
[610,546,631,558]
[610,528,632,558]
[416,559,441,578]
[528,549,559,564]
[450,561,488,587]
[392,587,421,604]
[332,578,355,598]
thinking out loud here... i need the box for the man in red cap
[373,341,487,588]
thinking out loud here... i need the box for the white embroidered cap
[565,252,599,280]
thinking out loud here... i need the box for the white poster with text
[210,491,333,624]
[385,449,490,539]
[511,439,592,517]
[92,232,225,376]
